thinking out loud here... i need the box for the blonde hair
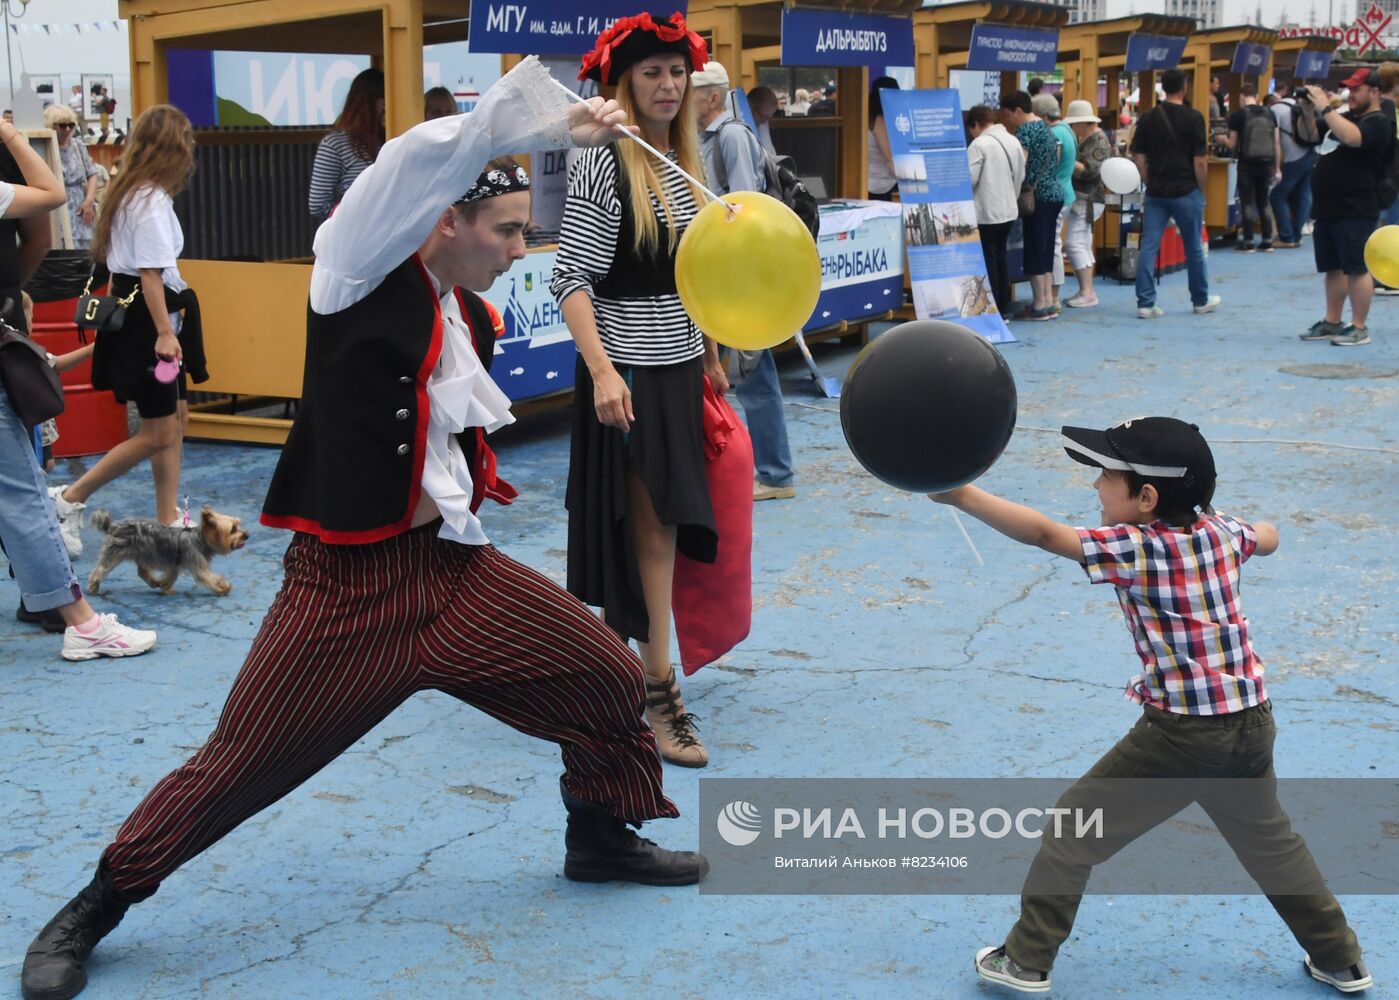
[44,104,78,129]
[614,63,706,256]
[91,105,194,261]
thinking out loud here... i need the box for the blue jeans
[0,386,82,611]
[733,349,794,488]
[1271,150,1317,243]
[1382,197,1399,227]
[1136,190,1209,309]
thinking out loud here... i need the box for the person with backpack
[1271,80,1323,248]
[1227,83,1281,252]
[1300,69,1394,347]
[692,60,797,504]
[1128,68,1220,319]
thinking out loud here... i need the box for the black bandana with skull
[456,163,532,205]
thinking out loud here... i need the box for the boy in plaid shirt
[931,416,1371,995]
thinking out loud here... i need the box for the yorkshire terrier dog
[86,506,249,596]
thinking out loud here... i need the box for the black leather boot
[560,778,709,886]
[21,872,132,1000]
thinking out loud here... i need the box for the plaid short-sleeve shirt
[1076,513,1266,716]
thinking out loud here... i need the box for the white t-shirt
[106,184,187,292]
[0,179,14,218]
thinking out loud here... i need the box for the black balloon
[839,320,1017,493]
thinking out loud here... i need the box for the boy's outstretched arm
[930,485,1084,562]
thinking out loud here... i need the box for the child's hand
[927,486,971,506]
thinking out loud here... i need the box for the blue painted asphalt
[3,241,1397,999]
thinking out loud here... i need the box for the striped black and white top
[308,130,375,220]
[550,145,703,367]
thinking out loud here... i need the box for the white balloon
[1101,157,1142,195]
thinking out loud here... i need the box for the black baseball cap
[1061,417,1216,506]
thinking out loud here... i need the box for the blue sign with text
[966,24,1060,73]
[880,88,1014,345]
[1294,50,1335,79]
[467,0,687,55]
[1124,34,1187,72]
[1231,41,1272,74]
[780,9,915,67]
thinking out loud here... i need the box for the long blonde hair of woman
[613,64,706,256]
[90,104,195,261]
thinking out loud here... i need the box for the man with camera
[1300,70,1394,347]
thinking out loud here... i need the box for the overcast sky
[1117,0,1361,25]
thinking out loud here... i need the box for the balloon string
[550,77,736,211]
[949,509,985,566]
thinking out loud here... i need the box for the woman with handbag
[49,105,204,558]
[966,105,1025,318]
[0,117,158,659]
[1000,90,1063,322]
[552,13,731,768]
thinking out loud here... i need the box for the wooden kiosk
[1265,35,1340,88]
[1056,14,1195,121]
[1181,24,1279,115]
[687,0,921,201]
[1179,25,1279,234]
[120,0,473,444]
[911,0,1070,93]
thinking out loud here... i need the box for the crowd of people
[960,67,1395,347]
[0,24,1388,1000]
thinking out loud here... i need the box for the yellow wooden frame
[686,0,922,201]
[118,0,473,442]
[912,0,1071,99]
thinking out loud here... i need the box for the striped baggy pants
[100,523,678,898]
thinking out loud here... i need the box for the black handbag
[0,310,65,429]
[74,270,139,334]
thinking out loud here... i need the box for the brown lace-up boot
[644,668,708,767]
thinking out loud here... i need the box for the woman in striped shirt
[307,68,384,219]
[552,13,727,767]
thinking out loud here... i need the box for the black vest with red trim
[261,255,513,544]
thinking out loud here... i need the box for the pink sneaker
[61,614,158,661]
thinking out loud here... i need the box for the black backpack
[1283,97,1323,148]
[711,118,821,239]
[1239,105,1277,162]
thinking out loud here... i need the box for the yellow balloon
[675,191,822,351]
[1365,225,1399,288]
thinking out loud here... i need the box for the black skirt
[566,354,717,643]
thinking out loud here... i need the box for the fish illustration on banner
[879,88,1014,345]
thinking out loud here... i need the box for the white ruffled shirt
[307,57,572,545]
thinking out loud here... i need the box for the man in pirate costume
[21,57,705,1000]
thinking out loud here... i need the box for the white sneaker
[1137,305,1164,319]
[1193,295,1222,315]
[61,613,158,661]
[47,485,84,558]
[1304,955,1373,993]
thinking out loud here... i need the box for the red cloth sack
[673,376,754,675]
